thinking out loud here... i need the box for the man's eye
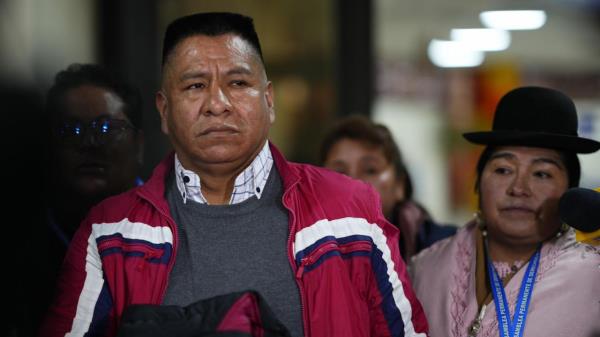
[231,80,248,87]
[187,83,205,90]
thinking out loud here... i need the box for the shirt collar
[174,141,273,205]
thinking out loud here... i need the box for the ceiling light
[427,39,485,68]
[480,10,546,30]
[450,28,511,51]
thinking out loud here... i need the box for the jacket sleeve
[364,187,429,337]
[40,214,112,337]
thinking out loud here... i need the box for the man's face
[52,84,143,201]
[156,34,274,173]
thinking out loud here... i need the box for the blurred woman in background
[320,115,455,261]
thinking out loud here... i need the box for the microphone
[558,187,600,245]
[559,187,600,232]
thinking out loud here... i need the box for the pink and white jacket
[410,222,600,337]
[41,144,429,337]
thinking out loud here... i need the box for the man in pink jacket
[42,12,428,337]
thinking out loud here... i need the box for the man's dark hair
[320,115,414,200]
[46,63,142,129]
[161,12,264,66]
[474,146,581,193]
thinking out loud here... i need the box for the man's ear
[265,81,275,124]
[156,91,169,135]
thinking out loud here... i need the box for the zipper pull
[137,251,158,272]
[296,258,308,279]
[137,256,146,272]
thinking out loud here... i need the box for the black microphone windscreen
[558,187,600,233]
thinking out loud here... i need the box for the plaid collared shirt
[174,141,273,205]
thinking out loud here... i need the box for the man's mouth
[199,125,238,136]
[77,162,107,174]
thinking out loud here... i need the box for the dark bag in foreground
[116,291,291,337]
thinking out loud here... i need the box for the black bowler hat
[463,86,600,153]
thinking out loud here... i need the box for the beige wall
[0,0,97,87]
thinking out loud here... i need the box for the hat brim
[463,131,600,154]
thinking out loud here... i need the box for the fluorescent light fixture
[480,10,546,30]
[427,39,485,68]
[450,28,511,51]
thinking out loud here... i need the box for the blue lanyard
[485,243,541,337]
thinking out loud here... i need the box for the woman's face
[479,146,569,246]
[324,138,404,219]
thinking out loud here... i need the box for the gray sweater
[163,167,303,336]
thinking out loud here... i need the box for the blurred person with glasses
[29,63,144,334]
[56,116,137,147]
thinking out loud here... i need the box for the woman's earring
[556,223,569,238]
[475,211,487,237]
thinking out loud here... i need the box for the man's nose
[204,83,232,115]
[80,126,102,148]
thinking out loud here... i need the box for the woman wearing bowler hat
[410,86,600,337]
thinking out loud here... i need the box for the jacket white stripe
[66,220,173,336]
[294,217,426,337]
[66,232,105,336]
[92,219,174,244]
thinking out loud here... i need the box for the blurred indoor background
[1,0,599,225]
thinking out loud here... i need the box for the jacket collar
[137,151,175,212]
[270,142,300,191]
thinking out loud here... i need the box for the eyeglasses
[56,117,136,146]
